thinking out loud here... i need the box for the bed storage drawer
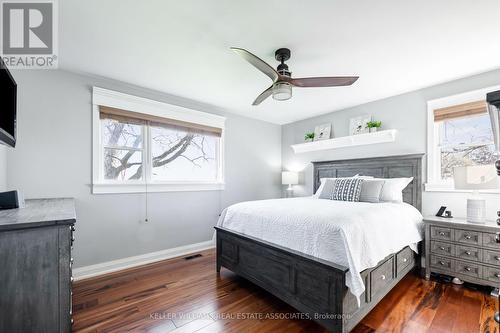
[396,247,413,276]
[430,255,453,272]
[431,241,454,256]
[454,229,481,246]
[370,257,394,299]
[430,226,452,241]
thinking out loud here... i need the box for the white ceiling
[60,0,500,124]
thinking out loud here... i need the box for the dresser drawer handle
[439,261,446,266]
[465,251,471,256]
[380,274,386,280]
[402,258,408,262]
[439,246,445,251]
[465,235,472,240]
[495,273,500,278]
[494,256,500,261]
[464,266,472,272]
[439,232,446,236]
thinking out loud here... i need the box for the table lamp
[453,165,499,223]
[282,171,298,197]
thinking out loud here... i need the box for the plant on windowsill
[367,121,382,133]
[304,132,315,142]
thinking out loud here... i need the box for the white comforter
[217,197,424,305]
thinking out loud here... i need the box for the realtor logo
[1,0,58,68]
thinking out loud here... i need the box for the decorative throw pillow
[359,179,385,203]
[330,178,364,202]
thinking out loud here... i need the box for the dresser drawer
[483,233,500,250]
[455,260,482,279]
[396,247,413,276]
[483,250,500,266]
[430,255,453,272]
[454,229,481,246]
[431,241,454,256]
[483,266,500,285]
[370,257,394,299]
[430,226,453,241]
[455,245,481,262]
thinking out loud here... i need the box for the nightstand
[424,216,500,288]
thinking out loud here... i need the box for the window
[427,87,499,191]
[92,88,225,193]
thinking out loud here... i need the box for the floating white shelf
[291,129,397,154]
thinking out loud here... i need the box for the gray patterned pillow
[330,178,364,202]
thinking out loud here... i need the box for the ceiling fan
[231,47,359,105]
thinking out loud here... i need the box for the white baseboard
[72,240,215,281]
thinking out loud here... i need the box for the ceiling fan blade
[285,76,359,87]
[231,47,279,82]
[252,86,274,106]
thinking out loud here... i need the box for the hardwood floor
[73,249,499,333]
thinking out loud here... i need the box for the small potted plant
[367,121,382,133]
[304,132,315,142]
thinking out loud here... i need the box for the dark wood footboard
[215,226,419,333]
[216,226,348,332]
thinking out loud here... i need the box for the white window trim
[92,87,226,194]
[426,84,500,193]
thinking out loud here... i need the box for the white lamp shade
[488,102,500,152]
[453,165,499,190]
[282,171,298,185]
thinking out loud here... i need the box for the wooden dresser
[0,198,76,333]
[424,216,500,288]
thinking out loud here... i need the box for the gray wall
[7,70,282,268]
[0,146,6,191]
[282,69,500,219]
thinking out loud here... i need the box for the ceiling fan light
[272,82,292,101]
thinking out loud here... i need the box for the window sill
[425,183,500,194]
[92,182,225,194]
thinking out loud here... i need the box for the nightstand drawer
[484,266,500,284]
[483,233,500,250]
[454,229,481,246]
[430,255,453,271]
[430,226,452,241]
[483,250,500,266]
[431,241,454,256]
[455,260,481,279]
[456,245,481,262]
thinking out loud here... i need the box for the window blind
[433,100,487,122]
[99,106,222,137]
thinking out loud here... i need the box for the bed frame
[215,154,423,332]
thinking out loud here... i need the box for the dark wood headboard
[312,154,424,211]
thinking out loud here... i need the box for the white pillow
[313,175,362,199]
[313,177,334,198]
[377,177,413,203]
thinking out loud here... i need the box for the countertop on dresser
[0,198,76,231]
[423,215,499,232]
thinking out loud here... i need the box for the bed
[215,154,424,332]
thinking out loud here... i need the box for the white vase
[369,127,378,133]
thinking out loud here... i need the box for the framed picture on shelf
[349,115,372,135]
[314,123,332,141]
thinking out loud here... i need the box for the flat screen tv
[0,60,17,147]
